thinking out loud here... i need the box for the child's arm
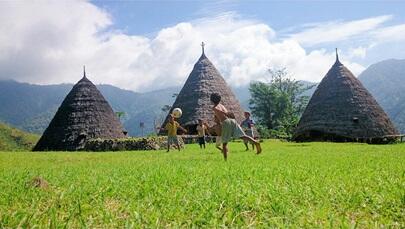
[179,125,187,134]
[156,125,167,131]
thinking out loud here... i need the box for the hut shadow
[286,144,311,147]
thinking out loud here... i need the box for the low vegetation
[0,122,39,151]
[0,140,404,227]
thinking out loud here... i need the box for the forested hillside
[0,80,178,136]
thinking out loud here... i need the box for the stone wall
[83,136,184,151]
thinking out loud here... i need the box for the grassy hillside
[0,122,39,151]
[0,141,404,227]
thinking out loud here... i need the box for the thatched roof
[160,44,245,134]
[33,69,125,151]
[293,51,399,143]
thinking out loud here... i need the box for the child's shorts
[221,118,245,143]
[198,137,205,145]
[167,136,179,145]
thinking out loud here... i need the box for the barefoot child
[165,114,187,152]
[241,111,255,151]
[196,119,207,149]
[210,93,261,160]
[213,116,222,152]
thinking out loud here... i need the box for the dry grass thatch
[293,53,399,143]
[160,49,245,134]
[33,72,125,151]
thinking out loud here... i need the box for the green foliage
[249,68,314,138]
[256,124,291,140]
[0,122,39,151]
[255,124,271,139]
[0,141,404,227]
[115,111,126,120]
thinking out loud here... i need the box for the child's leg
[198,137,202,149]
[216,137,222,152]
[244,142,249,151]
[167,141,170,152]
[222,143,228,161]
[240,136,262,154]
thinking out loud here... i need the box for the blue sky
[1,1,405,92]
[93,1,405,35]
[91,1,405,66]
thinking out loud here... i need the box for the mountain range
[0,58,404,136]
[0,80,180,136]
[358,59,405,134]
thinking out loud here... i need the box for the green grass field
[0,140,404,228]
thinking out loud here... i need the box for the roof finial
[201,41,205,54]
[83,65,86,78]
[335,48,339,62]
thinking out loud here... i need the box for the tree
[115,111,126,122]
[249,68,314,138]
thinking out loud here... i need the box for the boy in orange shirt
[165,114,187,152]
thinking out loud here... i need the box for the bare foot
[255,142,262,154]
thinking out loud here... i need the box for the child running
[210,93,261,160]
[164,114,187,152]
[196,119,207,149]
[213,115,222,152]
[241,111,255,151]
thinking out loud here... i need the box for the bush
[255,125,271,139]
[255,124,292,140]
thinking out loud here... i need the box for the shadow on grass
[286,144,311,147]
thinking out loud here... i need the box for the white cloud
[0,1,403,92]
[347,47,368,59]
[372,24,405,43]
[287,15,392,46]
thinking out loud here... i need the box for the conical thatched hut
[160,43,245,134]
[293,50,399,143]
[33,68,126,151]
